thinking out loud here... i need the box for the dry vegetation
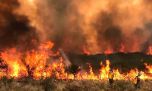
[0,77,152,91]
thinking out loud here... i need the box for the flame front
[0,41,152,81]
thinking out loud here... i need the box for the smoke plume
[1,0,152,54]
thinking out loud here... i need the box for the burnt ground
[68,52,152,72]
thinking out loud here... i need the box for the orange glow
[82,47,91,55]
[104,48,113,54]
[147,46,152,55]
[120,43,125,53]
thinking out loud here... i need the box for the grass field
[0,78,152,91]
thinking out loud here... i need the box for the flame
[147,46,152,55]
[82,47,91,55]
[145,63,152,73]
[12,62,20,77]
[0,48,27,78]
[0,41,152,81]
[104,48,113,54]
[120,43,125,53]
[99,60,110,79]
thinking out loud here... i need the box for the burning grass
[0,41,152,91]
[0,41,152,80]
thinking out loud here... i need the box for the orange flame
[147,46,152,55]
[0,41,152,81]
[104,48,113,55]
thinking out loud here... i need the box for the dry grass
[0,78,152,91]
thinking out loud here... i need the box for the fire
[120,43,125,53]
[0,41,152,81]
[12,62,20,77]
[147,46,152,55]
[99,60,110,79]
[0,48,27,78]
[104,48,113,54]
[145,63,152,73]
[24,41,54,79]
[82,47,91,55]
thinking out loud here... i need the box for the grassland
[0,77,152,91]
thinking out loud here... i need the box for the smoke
[0,0,39,50]
[73,0,152,53]
[18,0,86,53]
[1,0,152,54]
[74,0,152,53]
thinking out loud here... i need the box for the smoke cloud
[1,0,152,54]
[0,0,39,50]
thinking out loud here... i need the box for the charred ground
[69,52,152,72]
